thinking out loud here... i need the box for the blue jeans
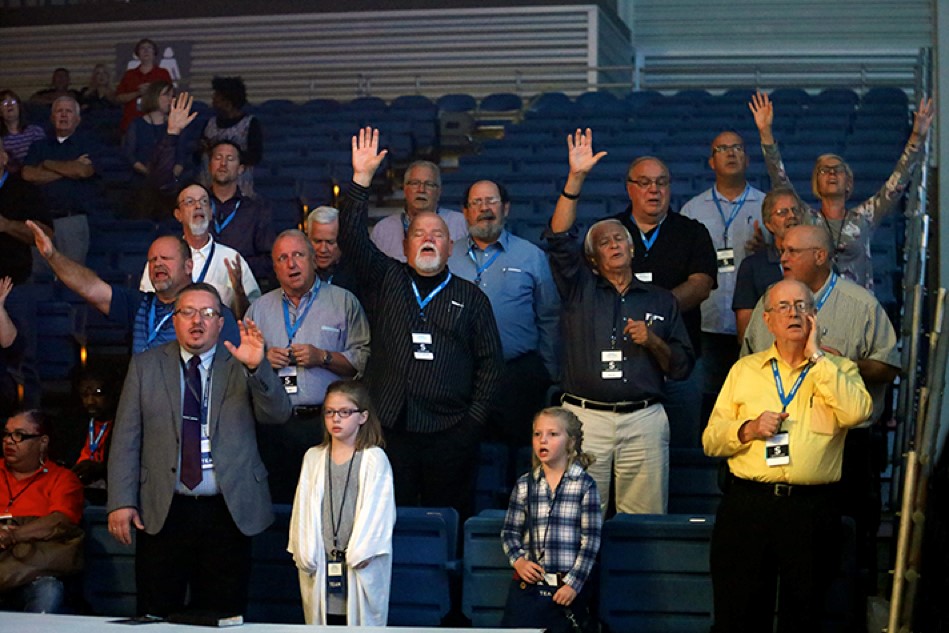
[0,576,66,613]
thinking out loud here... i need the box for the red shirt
[117,65,173,131]
[78,419,112,463]
[1,461,84,524]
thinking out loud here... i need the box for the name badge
[601,350,623,380]
[765,432,790,467]
[278,365,298,394]
[544,573,559,587]
[412,332,434,361]
[716,248,735,273]
[200,438,213,470]
[635,272,653,283]
[326,559,346,595]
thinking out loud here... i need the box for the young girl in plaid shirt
[501,407,602,629]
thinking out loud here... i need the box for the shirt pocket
[317,324,344,351]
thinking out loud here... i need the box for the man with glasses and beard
[337,128,503,518]
[447,180,559,453]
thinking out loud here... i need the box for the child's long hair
[319,380,385,450]
[531,406,595,470]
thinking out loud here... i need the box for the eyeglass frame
[173,307,221,320]
[626,177,671,189]
[711,143,745,155]
[323,408,366,419]
[765,300,815,316]
[466,197,501,209]
[2,430,45,444]
[405,179,440,190]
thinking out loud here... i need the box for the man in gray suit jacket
[106,282,291,618]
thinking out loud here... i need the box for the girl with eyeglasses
[288,380,395,626]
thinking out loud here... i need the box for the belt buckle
[773,483,793,497]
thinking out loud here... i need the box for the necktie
[180,356,203,490]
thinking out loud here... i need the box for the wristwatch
[321,350,332,367]
[809,350,825,364]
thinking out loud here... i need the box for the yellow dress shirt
[703,345,872,484]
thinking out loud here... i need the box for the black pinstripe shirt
[338,184,503,433]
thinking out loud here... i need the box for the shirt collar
[467,229,510,253]
[193,235,215,256]
[760,343,810,371]
[281,277,320,306]
[180,346,216,369]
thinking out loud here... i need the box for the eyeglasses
[323,408,365,419]
[405,180,440,190]
[817,165,846,176]
[778,246,820,257]
[627,177,670,189]
[275,251,309,265]
[178,197,210,209]
[712,143,744,154]
[467,197,500,209]
[2,430,44,444]
[1,99,18,107]
[772,206,801,218]
[766,300,814,316]
[174,307,220,320]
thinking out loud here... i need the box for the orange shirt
[78,419,112,463]
[1,461,83,524]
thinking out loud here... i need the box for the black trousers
[384,417,482,521]
[136,494,252,618]
[710,478,842,633]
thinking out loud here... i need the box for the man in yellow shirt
[703,279,872,632]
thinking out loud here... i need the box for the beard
[189,217,210,236]
[469,221,503,244]
[414,250,444,274]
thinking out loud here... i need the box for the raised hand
[804,313,822,359]
[224,317,265,370]
[224,256,243,291]
[0,277,12,306]
[748,91,774,134]
[351,126,388,186]
[168,91,197,135]
[566,128,607,176]
[25,220,54,259]
[912,96,935,140]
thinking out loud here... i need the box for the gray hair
[403,160,441,187]
[275,228,316,257]
[583,219,633,260]
[305,205,339,234]
[51,95,80,115]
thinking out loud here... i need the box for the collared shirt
[175,347,220,496]
[501,462,602,592]
[447,231,561,379]
[369,207,469,263]
[703,345,872,484]
[741,274,899,425]
[0,461,83,523]
[23,131,98,216]
[210,188,276,285]
[612,208,718,355]
[760,137,923,290]
[139,236,262,311]
[680,184,765,335]
[732,245,783,311]
[545,228,694,403]
[246,279,371,406]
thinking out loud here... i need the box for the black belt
[562,393,658,413]
[730,477,837,498]
[292,405,322,417]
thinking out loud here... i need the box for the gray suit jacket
[107,340,292,536]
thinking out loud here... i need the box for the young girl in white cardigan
[288,380,396,625]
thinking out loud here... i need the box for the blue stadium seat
[814,88,859,107]
[599,514,715,633]
[300,98,341,115]
[389,507,460,626]
[577,91,629,117]
[480,92,523,113]
[475,442,510,513]
[246,505,304,623]
[82,506,137,617]
[391,94,437,113]
[669,448,723,514]
[528,92,578,117]
[625,90,664,113]
[861,87,909,109]
[769,87,812,107]
[437,93,478,113]
[347,96,388,112]
[462,511,509,627]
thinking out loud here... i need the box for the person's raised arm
[27,220,113,315]
[0,277,17,349]
[550,128,607,233]
[351,126,388,187]
[749,91,775,145]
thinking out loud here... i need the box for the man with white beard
[336,128,503,518]
[140,183,261,318]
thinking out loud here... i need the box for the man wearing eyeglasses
[107,282,291,619]
[732,186,803,342]
[246,229,370,502]
[610,155,717,447]
[740,224,899,617]
[0,409,83,613]
[447,180,560,451]
[680,131,765,415]
[139,183,261,319]
[369,160,468,263]
[704,278,872,632]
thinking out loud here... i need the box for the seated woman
[78,64,119,112]
[0,90,46,174]
[0,410,84,613]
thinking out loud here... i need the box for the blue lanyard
[87,418,109,457]
[771,359,813,413]
[467,245,502,285]
[814,273,838,312]
[195,242,216,283]
[412,273,452,319]
[282,283,320,344]
[0,172,8,190]
[212,199,241,234]
[639,218,664,252]
[401,212,410,236]
[711,185,749,247]
[146,296,174,348]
